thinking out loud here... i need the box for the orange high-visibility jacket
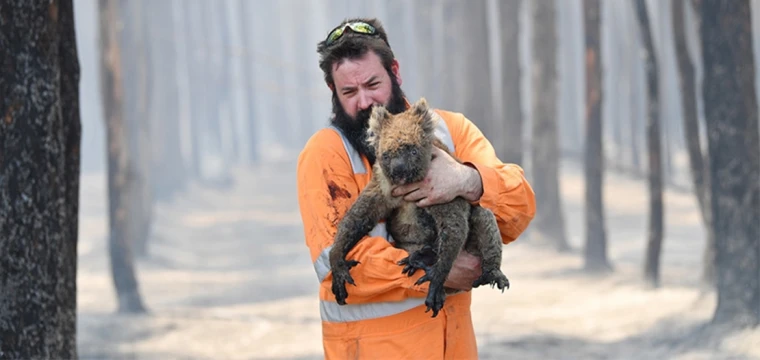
[296,107,536,359]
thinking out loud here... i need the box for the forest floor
[76,158,760,360]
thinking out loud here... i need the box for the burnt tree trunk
[150,0,186,202]
[672,0,715,286]
[701,0,760,328]
[633,0,665,288]
[99,0,147,314]
[203,0,226,175]
[583,0,611,273]
[630,60,643,177]
[442,0,492,131]
[500,0,523,164]
[238,0,259,164]
[0,0,80,357]
[462,1,493,132]
[531,0,569,252]
[183,0,203,178]
[129,0,153,258]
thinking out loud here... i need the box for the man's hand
[391,147,483,207]
[443,251,482,291]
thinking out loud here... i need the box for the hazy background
[68,0,760,359]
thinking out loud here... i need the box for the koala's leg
[467,206,510,291]
[397,209,438,277]
[329,190,392,305]
[415,203,470,317]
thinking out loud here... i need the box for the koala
[328,97,510,317]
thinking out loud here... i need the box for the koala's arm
[441,111,537,244]
[296,130,429,303]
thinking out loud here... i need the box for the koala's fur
[329,98,509,317]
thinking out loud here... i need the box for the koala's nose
[390,157,406,175]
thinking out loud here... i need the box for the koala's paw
[472,269,510,292]
[331,259,360,305]
[398,247,435,277]
[424,281,446,318]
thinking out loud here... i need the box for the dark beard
[331,76,407,166]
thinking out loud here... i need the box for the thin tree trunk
[238,0,259,164]
[131,0,153,258]
[672,0,715,286]
[150,0,186,202]
[633,0,665,288]
[462,1,493,132]
[0,1,80,357]
[583,0,612,273]
[204,0,225,169]
[701,0,760,328]
[531,0,569,252]
[500,0,524,164]
[183,0,203,178]
[217,0,239,163]
[630,62,643,177]
[99,0,147,314]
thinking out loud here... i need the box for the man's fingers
[403,189,425,203]
[392,185,415,197]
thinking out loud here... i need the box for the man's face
[332,51,402,121]
[329,51,406,164]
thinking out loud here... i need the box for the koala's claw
[425,282,446,318]
[398,246,436,277]
[331,259,361,305]
[398,256,430,277]
[472,269,510,292]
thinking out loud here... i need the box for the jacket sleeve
[297,130,428,304]
[445,111,537,245]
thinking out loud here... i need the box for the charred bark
[0,0,80,357]
[582,0,611,273]
[500,0,523,165]
[700,0,760,328]
[531,0,569,252]
[633,0,665,288]
[672,0,715,286]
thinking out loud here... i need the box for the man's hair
[317,17,396,87]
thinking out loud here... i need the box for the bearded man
[296,17,536,359]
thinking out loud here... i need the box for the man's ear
[391,59,402,87]
[327,82,335,92]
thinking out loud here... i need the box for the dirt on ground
[76,160,760,360]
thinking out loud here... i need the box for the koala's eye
[410,148,419,156]
[382,153,390,161]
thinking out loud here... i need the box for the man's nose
[358,92,374,111]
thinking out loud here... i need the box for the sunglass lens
[327,28,343,44]
[351,23,375,34]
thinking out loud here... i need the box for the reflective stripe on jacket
[296,108,536,359]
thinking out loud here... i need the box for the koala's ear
[412,97,429,118]
[369,105,392,134]
[412,98,436,135]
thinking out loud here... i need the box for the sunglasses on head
[325,21,378,46]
